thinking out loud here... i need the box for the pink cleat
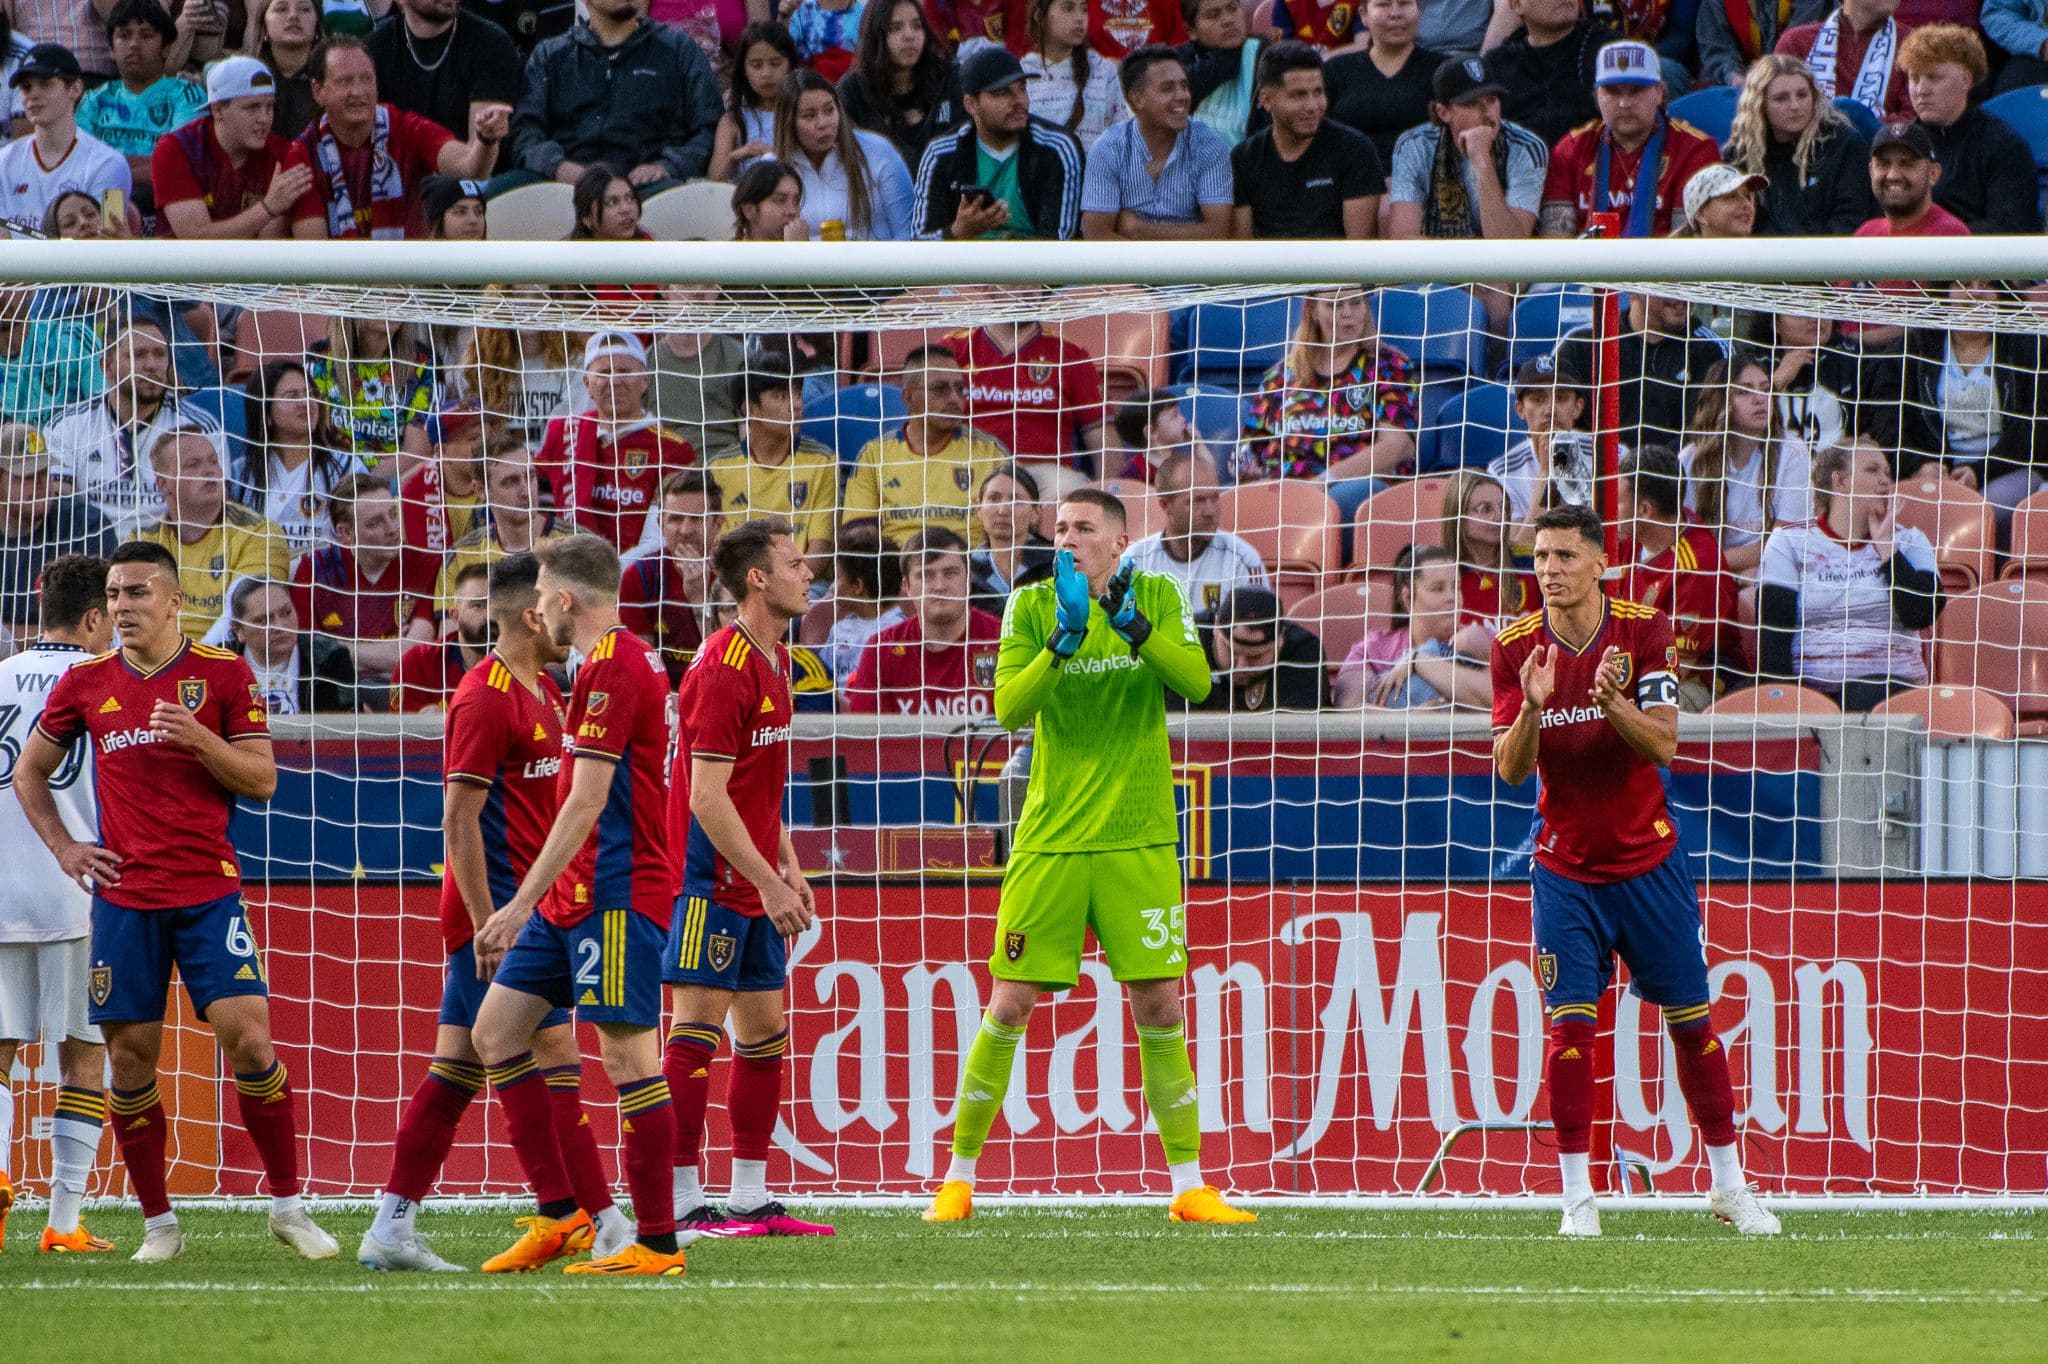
[724,1201,836,1236]
[678,1205,762,1239]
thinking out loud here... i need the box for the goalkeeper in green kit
[922,488,1256,1225]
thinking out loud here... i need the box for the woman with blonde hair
[1239,287,1418,483]
[1721,53,1875,236]
[1679,349,1813,576]
[1438,469,1533,649]
[455,317,582,444]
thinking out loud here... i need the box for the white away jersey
[1125,530,1268,616]
[0,131,131,238]
[0,642,99,940]
[43,394,226,536]
[1759,520,1935,689]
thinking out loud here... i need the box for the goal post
[0,238,2044,1208]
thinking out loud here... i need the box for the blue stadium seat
[1168,295,1299,391]
[1833,94,1880,141]
[1669,85,1740,146]
[1164,382,1249,463]
[1374,285,1488,377]
[1506,289,1596,376]
[801,381,907,467]
[1420,380,1526,473]
[1981,86,2048,217]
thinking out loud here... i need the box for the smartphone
[101,188,125,231]
[961,186,996,210]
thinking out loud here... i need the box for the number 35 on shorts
[1140,906,1186,964]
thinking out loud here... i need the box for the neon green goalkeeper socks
[1137,1022,1201,1167]
[950,1013,1026,1159]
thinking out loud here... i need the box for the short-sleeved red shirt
[1489,599,1681,883]
[291,546,439,643]
[389,640,475,713]
[543,625,673,929]
[842,608,1003,717]
[439,653,566,952]
[536,414,697,554]
[1618,526,1740,682]
[669,622,792,916]
[150,115,295,237]
[947,327,1104,462]
[1541,117,1722,237]
[35,641,270,910]
[285,105,454,239]
[1458,564,1537,633]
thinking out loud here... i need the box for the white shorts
[0,939,101,1046]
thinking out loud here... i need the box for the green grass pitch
[3,1206,2041,1361]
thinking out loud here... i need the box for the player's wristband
[1047,626,1085,659]
[1113,609,1152,650]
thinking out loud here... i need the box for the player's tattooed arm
[1591,646,1679,765]
[1537,202,1578,239]
[478,755,613,954]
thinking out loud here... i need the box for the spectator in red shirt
[1616,444,1741,708]
[388,559,490,710]
[1853,120,1968,339]
[152,55,316,239]
[398,401,486,563]
[536,331,698,556]
[946,304,1106,465]
[1439,468,1535,654]
[290,471,440,682]
[1776,0,1914,123]
[1538,39,1721,237]
[286,35,504,239]
[620,467,721,682]
[843,526,1004,716]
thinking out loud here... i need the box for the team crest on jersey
[1538,952,1557,992]
[586,691,610,717]
[1004,931,1026,961]
[972,651,997,687]
[953,466,973,492]
[626,448,648,471]
[210,555,225,573]
[1027,362,1053,384]
[789,479,810,508]
[179,679,207,711]
[91,966,111,1006]
[706,933,737,973]
[1609,653,1633,689]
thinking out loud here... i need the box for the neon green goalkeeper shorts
[992,845,1187,989]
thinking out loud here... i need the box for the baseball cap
[1511,353,1583,393]
[1594,39,1661,87]
[960,46,1031,96]
[426,400,483,447]
[582,331,648,369]
[1871,122,1935,160]
[9,43,82,87]
[0,424,51,478]
[1682,163,1768,223]
[1432,55,1504,106]
[1209,585,1282,640]
[206,54,276,104]
[419,174,486,232]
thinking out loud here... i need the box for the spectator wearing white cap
[1538,39,1721,238]
[151,55,314,239]
[1674,162,1766,236]
[0,43,131,237]
[534,331,699,557]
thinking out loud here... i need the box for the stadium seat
[1669,86,1740,144]
[1165,383,1249,461]
[1375,284,1488,378]
[1348,476,1449,577]
[1893,472,1996,595]
[1169,295,1299,391]
[1034,464,1093,538]
[640,180,737,241]
[1832,94,1880,140]
[1420,380,1525,473]
[1052,295,1168,398]
[1981,86,2048,215]
[1871,684,2016,740]
[484,180,576,241]
[801,381,907,465]
[1704,683,1842,716]
[226,310,323,383]
[1091,478,1166,540]
[1506,289,1595,377]
[1218,479,1339,608]
[2000,486,2048,579]
[1934,576,2048,720]
[1287,578,1394,673]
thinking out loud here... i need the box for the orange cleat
[921,1180,973,1223]
[481,1210,595,1273]
[41,1223,115,1254]
[0,1170,12,1252]
[563,1243,686,1276]
[1168,1186,1258,1224]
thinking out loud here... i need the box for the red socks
[543,1064,615,1218]
[1666,1013,1739,1147]
[486,1052,574,1208]
[232,1061,301,1198]
[109,1082,171,1217]
[664,1023,721,1173]
[729,1030,788,1163]
[384,1058,482,1203]
[1545,1017,1598,1156]
[616,1076,676,1239]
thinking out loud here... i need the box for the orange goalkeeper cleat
[563,1243,686,1276]
[0,1170,13,1252]
[41,1223,115,1254]
[1168,1186,1258,1224]
[482,1210,594,1273]
[921,1180,973,1223]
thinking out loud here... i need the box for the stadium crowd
[0,0,2044,724]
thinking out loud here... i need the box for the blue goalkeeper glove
[1049,548,1090,658]
[1097,555,1151,650]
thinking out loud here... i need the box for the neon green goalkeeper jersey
[994,570,1211,854]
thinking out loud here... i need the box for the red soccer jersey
[1618,526,1740,682]
[619,554,708,685]
[150,116,295,237]
[389,640,476,712]
[439,653,566,952]
[285,105,455,239]
[842,608,1003,717]
[1541,118,1722,237]
[291,546,439,643]
[536,414,697,555]
[1489,599,1681,883]
[1459,564,1537,632]
[542,625,674,930]
[35,641,270,911]
[669,623,793,916]
[1274,0,1359,46]
[398,462,483,560]
[947,327,1105,462]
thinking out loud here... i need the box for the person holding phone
[911,45,1082,239]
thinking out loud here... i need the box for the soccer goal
[0,237,2043,1210]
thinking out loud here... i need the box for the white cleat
[271,1207,341,1260]
[131,1224,186,1263]
[1557,1196,1603,1237]
[1708,1183,1782,1235]
[358,1228,465,1272]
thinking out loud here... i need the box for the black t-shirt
[1486,21,1611,150]
[0,497,115,636]
[1231,119,1387,238]
[1325,46,1444,168]
[368,11,523,138]
[460,0,574,58]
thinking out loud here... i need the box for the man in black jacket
[912,46,1082,240]
[1901,23,2043,235]
[228,577,363,714]
[1188,585,1327,713]
[1485,0,1616,149]
[503,0,721,192]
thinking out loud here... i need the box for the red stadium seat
[227,310,324,383]
[1934,576,2048,720]
[2000,487,2048,580]
[1092,479,1165,540]
[1871,685,2016,740]
[1893,472,1995,595]
[1218,479,1339,610]
[1704,683,1842,716]
[1288,578,1394,673]
[1051,297,1168,400]
[1349,477,1449,577]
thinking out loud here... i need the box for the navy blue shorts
[1531,849,1709,1014]
[89,892,266,1025]
[492,910,663,1028]
[440,941,571,1031]
[663,892,787,993]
